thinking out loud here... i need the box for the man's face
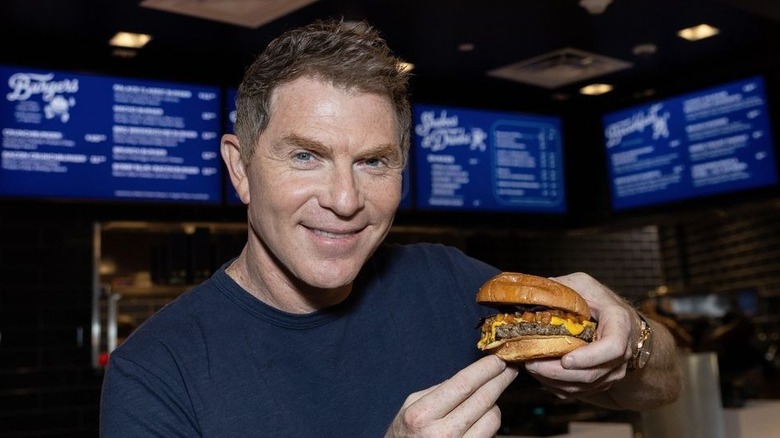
[242,76,403,291]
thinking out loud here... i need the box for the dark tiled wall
[0,205,101,437]
[658,206,780,297]
[463,226,663,298]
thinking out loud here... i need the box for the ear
[221,134,250,204]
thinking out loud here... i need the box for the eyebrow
[280,133,329,154]
[280,133,402,163]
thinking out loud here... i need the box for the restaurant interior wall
[2,195,780,436]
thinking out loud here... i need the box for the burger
[476,272,597,362]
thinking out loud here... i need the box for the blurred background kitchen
[2,0,780,437]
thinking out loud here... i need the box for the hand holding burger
[477,272,598,362]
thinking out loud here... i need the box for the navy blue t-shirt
[100,243,500,437]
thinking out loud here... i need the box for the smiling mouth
[308,226,363,239]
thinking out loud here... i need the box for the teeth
[313,229,352,239]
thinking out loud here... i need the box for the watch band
[628,312,653,371]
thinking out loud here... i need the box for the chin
[296,261,361,291]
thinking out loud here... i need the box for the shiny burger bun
[487,335,589,362]
[477,272,590,320]
[476,272,596,362]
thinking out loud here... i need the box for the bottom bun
[488,336,588,362]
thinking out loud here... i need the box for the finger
[527,359,623,397]
[449,366,516,433]
[559,302,633,370]
[417,355,509,421]
[549,273,602,302]
[525,357,602,384]
[545,274,632,370]
[463,404,502,438]
[561,334,627,370]
[403,383,441,407]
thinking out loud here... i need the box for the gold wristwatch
[628,313,653,371]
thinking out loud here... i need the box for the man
[100,19,682,437]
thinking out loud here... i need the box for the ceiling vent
[487,47,632,89]
[140,0,319,28]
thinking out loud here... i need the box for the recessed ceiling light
[109,32,152,49]
[632,43,657,57]
[579,0,613,15]
[397,61,415,73]
[458,43,475,52]
[111,48,139,59]
[579,83,613,96]
[677,24,719,41]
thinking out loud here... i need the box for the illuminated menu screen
[603,76,778,211]
[413,104,565,213]
[0,65,223,204]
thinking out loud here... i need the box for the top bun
[477,272,591,320]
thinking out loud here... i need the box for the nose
[320,164,364,216]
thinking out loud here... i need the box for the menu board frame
[602,75,779,212]
[412,103,567,214]
[0,64,224,205]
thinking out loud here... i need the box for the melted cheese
[478,318,508,349]
[549,316,596,335]
[478,313,596,350]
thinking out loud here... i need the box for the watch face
[637,349,651,369]
[631,318,653,371]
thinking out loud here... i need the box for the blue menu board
[603,76,778,211]
[0,65,223,204]
[224,87,413,210]
[413,104,566,213]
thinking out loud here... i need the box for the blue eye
[294,151,313,161]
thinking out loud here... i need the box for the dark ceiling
[3,0,780,112]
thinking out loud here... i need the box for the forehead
[270,76,392,116]
[266,77,399,137]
